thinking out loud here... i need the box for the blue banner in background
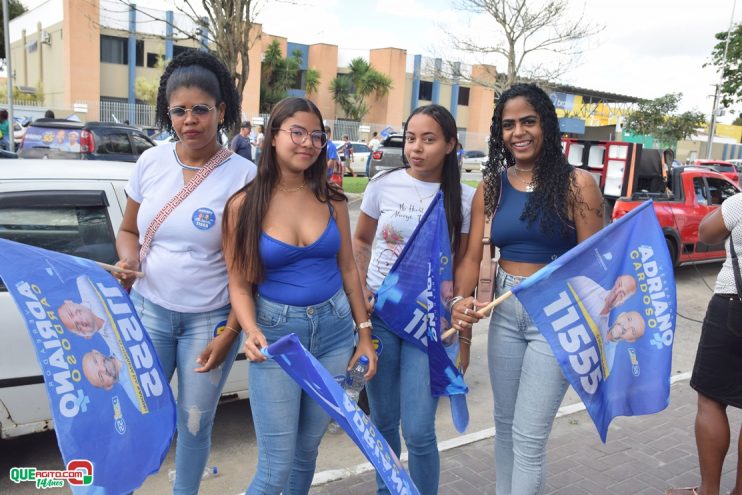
[263,333,419,495]
[511,202,676,442]
[0,239,176,494]
[374,192,469,432]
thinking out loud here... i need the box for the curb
[309,371,693,487]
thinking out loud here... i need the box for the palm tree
[330,57,392,121]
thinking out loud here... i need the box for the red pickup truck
[612,166,740,266]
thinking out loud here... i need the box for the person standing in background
[0,110,9,150]
[231,121,253,161]
[254,124,265,164]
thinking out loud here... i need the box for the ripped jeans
[130,290,240,495]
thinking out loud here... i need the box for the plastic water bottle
[167,466,219,483]
[327,357,370,434]
[345,356,370,404]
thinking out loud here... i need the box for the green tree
[708,23,742,110]
[0,0,26,61]
[135,52,165,105]
[624,93,706,147]
[259,42,319,112]
[330,58,392,121]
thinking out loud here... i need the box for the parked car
[728,158,742,175]
[461,149,488,172]
[367,133,405,178]
[612,166,740,267]
[333,140,371,176]
[18,119,156,162]
[693,159,739,186]
[0,160,249,438]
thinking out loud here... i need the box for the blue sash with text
[263,333,419,495]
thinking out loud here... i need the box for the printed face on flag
[512,202,676,441]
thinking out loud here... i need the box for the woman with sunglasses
[115,51,256,495]
[223,97,377,494]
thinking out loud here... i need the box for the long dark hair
[224,97,346,283]
[154,50,241,137]
[403,105,463,253]
[482,83,595,236]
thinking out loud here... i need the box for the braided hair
[482,83,589,236]
[155,50,241,137]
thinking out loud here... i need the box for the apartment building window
[458,87,470,106]
[419,81,433,101]
[100,35,144,66]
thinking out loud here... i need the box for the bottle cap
[359,355,369,364]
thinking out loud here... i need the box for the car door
[351,143,371,175]
[696,176,740,260]
[93,129,136,162]
[0,181,124,438]
[130,132,156,160]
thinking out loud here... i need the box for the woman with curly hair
[115,50,257,494]
[449,83,604,494]
[223,97,376,494]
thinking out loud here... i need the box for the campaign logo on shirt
[192,208,216,230]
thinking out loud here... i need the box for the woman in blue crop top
[223,97,376,494]
[450,84,604,495]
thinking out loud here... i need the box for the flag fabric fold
[373,191,469,432]
[0,238,176,494]
[263,333,419,495]
[511,201,676,442]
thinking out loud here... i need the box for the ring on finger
[457,319,463,328]
[464,308,470,316]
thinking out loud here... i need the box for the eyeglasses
[278,127,328,149]
[167,104,215,119]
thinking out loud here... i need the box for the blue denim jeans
[246,288,355,495]
[365,315,440,495]
[129,290,240,495]
[488,268,569,495]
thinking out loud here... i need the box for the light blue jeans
[365,315,440,495]
[488,268,569,495]
[246,288,355,495]
[130,290,240,495]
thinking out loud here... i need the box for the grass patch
[341,177,369,194]
[342,177,480,194]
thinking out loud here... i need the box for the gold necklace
[512,168,534,192]
[277,182,306,193]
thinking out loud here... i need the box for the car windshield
[19,126,82,159]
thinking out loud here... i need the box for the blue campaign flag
[0,239,176,494]
[511,201,676,442]
[373,192,469,432]
[263,333,419,495]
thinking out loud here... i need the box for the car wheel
[665,237,678,268]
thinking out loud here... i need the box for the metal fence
[97,101,157,127]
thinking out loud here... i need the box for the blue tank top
[490,172,577,263]
[258,205,343,306]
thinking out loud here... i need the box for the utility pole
[2,0,15,153]
[707,0,737,159]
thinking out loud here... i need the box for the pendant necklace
[277,182,306,193]
[512,168,534,192]
[408,170,438,203]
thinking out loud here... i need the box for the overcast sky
[21,0,741,123]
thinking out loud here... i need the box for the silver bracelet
[447,296,465,312]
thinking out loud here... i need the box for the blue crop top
[258,206,342,306]
[490,172,577,263]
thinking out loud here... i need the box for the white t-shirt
[368,138,381,151]
[716,192,742,295]
[361,169,475,292]
[125,142,257,312]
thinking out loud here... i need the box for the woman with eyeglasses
[223,97,377,494]
[115,51,256,495]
